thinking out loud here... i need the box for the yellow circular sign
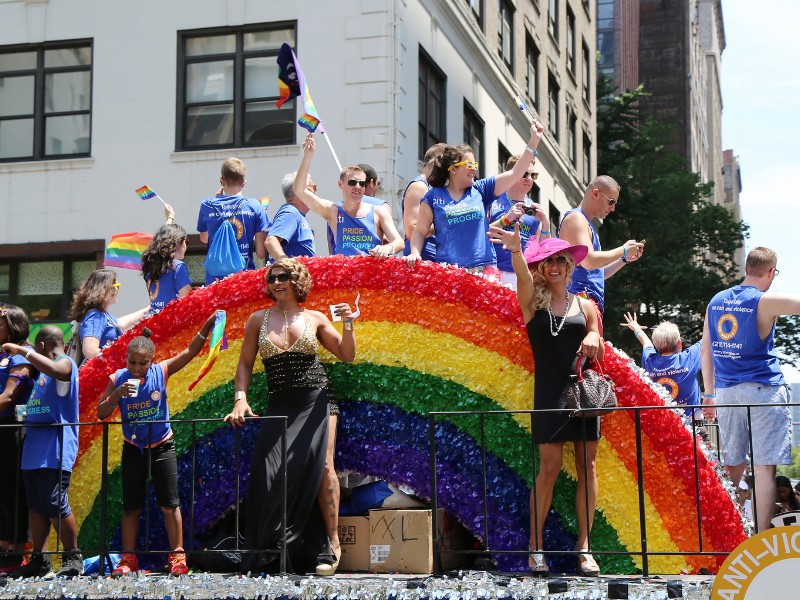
[717,313,738,341]
[712,525,800,599]
[656,376,679,399]
[230,217,244,240]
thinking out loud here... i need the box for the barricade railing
[0,415,288,574]
[428,401,794,575]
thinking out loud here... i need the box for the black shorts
[121,438,180,510]
[23,468,72,519]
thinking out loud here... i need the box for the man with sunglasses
[293,133,403,258]
[489,154,551,288]
[558,176,645,331]
[701,247,800,533]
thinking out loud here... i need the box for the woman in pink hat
[490,226,603,576]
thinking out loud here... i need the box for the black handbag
[559,359,618,418]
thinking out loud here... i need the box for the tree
[594,76,748,358]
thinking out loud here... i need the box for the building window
[549,201,560,231]
[566,7,576,74]
[582,40,591,104]
[568,113,577,165]
[0,40,92,162]
[176,23,295,151]
[498,0,514,70]
[548,73,559,140]
[582,133,591,184]
[597,0,614,79]
[419,48,447,161]
[498,141,511,175]
[525,35,539,110]
[467,0,483,27]
[463,100,484,170]
[548,0,559,42]
[0,241,104,324]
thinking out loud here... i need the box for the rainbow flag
[188,310,227,391]
[275,43,322,133]
[135,185,157,201]
[259,195,270,208]
[104,232,153,271]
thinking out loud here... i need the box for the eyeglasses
[452,160,479,170]
[773,268,780,276]
[112,282,121,289]
[267,273,291,284]
[543,255,568,266]
[522,171,539,180]
[596,189,618,206]
[346,179,367,188]
[0,307,7,318]
[307,183,318,193]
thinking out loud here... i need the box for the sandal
[315,542,341,577]
[528,547,549,575]
[576,549,600,577]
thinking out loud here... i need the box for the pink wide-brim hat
[522,236,589,266]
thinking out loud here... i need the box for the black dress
[526,300,601,444]
[243,309,331,572]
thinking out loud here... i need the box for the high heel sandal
[576,549,600,577]
[528,547,549,575]
[315,543,341,577]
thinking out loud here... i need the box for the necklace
[275,306,302,349]
[547,294,572,336]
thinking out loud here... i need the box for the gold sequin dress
[244,308,332,573]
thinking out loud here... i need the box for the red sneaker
[112,553,139,577]
[168,548,188,576]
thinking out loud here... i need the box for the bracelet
[500,215,512,227]
[703,393,716,399]
[510,249,522,254]
[166,217,174,224]
[234,391,246,402]
[540,230,551,235]
[24,348,35,360]
[634,329,644,338]
[343,319,354,331]
[196,331,207,341]
[524,146,538,156]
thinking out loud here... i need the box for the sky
[720,1,800,379]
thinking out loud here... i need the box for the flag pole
[154,194,168,208]
[319,127,343,173]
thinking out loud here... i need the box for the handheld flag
[105,232,153,271]
[276,43,322,133]
[188,310,227,391]
[135,184,168,206]
[259,195,270,209]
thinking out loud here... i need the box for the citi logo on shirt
[433,197,446,206]
[337,214,344,224]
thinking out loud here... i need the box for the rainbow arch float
[72,256,746,574]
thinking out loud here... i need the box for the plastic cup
[127,378,140,395]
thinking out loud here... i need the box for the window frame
[463,99,485,171]
[419,47,447,162]
[582,39,591,105]
[548,0,559,43]
[582,132,592,184]
[175,22,296,152]
[467,0,484,29]
[497,141,511,175]
[568,111,577,165]
[0,39,93,163]
[566,6,576,75]
[525,34,539,110]
[548,72,560,141]
[498,0,515,71]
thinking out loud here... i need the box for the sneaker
[112,553,139,577]
[0,552,24,574]
[9,551,51,578]
[56,549,83,577]
[168,547,188,576]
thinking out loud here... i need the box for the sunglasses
[543,255,568,266]
[0,307,7,318]
[267,272,291,284]
[112,282,121,289]
[452,160,479,170]
[597,189,618,206]
[346,179,367,188]
[307,183,318,193]
[522,171,539,180]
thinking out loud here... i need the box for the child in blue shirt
[141,224,192,313]
[97,312,217,576]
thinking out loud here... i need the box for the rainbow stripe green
[71,256,745,573]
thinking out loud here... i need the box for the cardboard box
[338,516,370,572]
[368,508,470,574]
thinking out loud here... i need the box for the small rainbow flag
[105,232,153,271]
[259,195,270,208]
[276,43,322,133]
[135,185,157,201]
[188,310,227,391]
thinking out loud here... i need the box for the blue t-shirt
[113,363,171,448]
[0,352,35,419]
[422,177,497,268]
[79,309,122,350]
[642,342,702,417]
[561,208,605,312]
[197,194,270,284]
[146,260,192,314]
[402,175,437,261]
[333,205,382,256]
[489,194,541,272]
[22,355,79,471]
[268,203,316,258]
[706,285,785,388]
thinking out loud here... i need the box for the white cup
[127,378,140,396]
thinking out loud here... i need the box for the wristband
[343,319,354,331]
[703,393,716,399]
[525,146,538,156]
[235,391,246,402]
[540,230,551,235]
[500,215,512,228]
[196,331,207,341]
[24,348,36,360]
[634,329,644,338]
[510,249,522,254]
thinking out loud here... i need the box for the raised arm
[3,343,72,382]
[494,120,545,195]
[488,223,536,323]
[293,133,338,222]
[117,307,151,331]
[622,312,653,349]
[223,311,263,427]
[558,211,642,272]
[757,293,800,339]
[162,312,218,375]
[315,307,356,363]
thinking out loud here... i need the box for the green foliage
[777,446,800,479]
[775,316,800,368]
[595,76,748,357]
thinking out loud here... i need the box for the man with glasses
[293,134,403,257]
[557,175,644,331]
[265,171,318,260]
[489,154,551,288]
[701,246,800,532]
